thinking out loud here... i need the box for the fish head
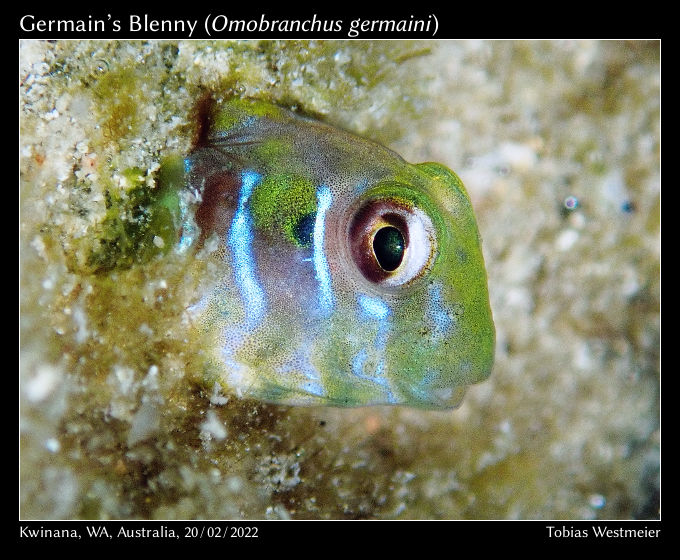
[312,160,495,408]
[174,98,494,408]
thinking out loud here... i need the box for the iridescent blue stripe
[313,185,334,314]
[357,294,390,321]
[177,197,197,253]
[228,170,266,327]
[177,157,198,253]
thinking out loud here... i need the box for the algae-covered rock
[20,39,659,519]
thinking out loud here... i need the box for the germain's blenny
[172,98,494,409]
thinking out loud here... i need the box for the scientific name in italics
[547,525,660,539]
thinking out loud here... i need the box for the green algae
[92,68,142,142]
[86,165,180,272]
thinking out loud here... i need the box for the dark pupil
[373,227,405,271]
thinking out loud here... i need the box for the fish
[172,97,494,409]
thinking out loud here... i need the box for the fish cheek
[253,236,319,316]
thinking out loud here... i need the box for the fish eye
[349,197,436,287]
